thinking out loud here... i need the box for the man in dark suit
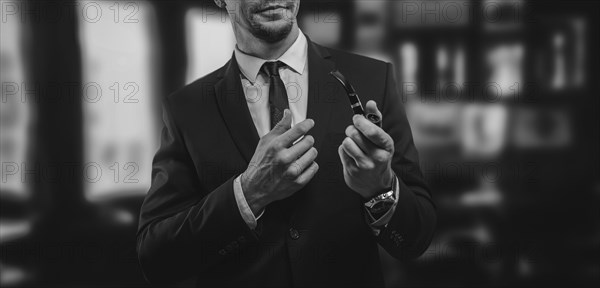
[137,0,436,286]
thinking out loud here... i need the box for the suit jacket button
[218,249,227,256]
[289,228,300,240]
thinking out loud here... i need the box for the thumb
[270,109,292,135]
[365,101,382,119]
[365,100,382,126]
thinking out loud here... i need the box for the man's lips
[256,5,289,13]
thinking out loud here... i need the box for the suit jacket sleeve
[377,62,437,260]
[136,97,259,285]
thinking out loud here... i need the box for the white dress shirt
[231,31,398,232]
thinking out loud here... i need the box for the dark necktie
[262,61,289,129]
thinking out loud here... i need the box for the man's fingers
[287,135,314,159]
[295,161,319,186]
[338,145,357,171]
[352,115,394,152]
[292,147,318,174]
[345,125,376,154]
[279,118,315,147]
[341,137,368,166]
[270,109,293,135]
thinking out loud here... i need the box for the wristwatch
[364,176,397,216]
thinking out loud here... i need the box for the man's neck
[235,25,300,60]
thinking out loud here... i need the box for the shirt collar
[234,31,308,83]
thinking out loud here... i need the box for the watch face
[371,200,394,214]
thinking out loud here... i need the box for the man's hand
[241,109,319,215]
[338,101,395,200]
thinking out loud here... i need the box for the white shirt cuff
[233,175,264,230]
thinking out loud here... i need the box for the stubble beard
[248,18,294,43]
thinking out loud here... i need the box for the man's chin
[250,20,293,43]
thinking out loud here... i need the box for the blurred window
[78,0,159,201]
[392,0,471,28]
[1,1,33,284]
[486,43,524,98]
[299,10,341,48]
[398,42,419,96]
[353,1,390,62]
[483,0,524,31]
[461,104,508,158]
[0,0,30,199]
[512,107,571,149]
[185,7,236,83]
[407,102,462,148]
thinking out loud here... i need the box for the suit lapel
[277,40,346,221]
[214,55,260,164]
[305,40,339,155]
[214,40,342,165]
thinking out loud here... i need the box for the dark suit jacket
[137,38,436,287]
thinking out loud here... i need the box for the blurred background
[1,0,598,287]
